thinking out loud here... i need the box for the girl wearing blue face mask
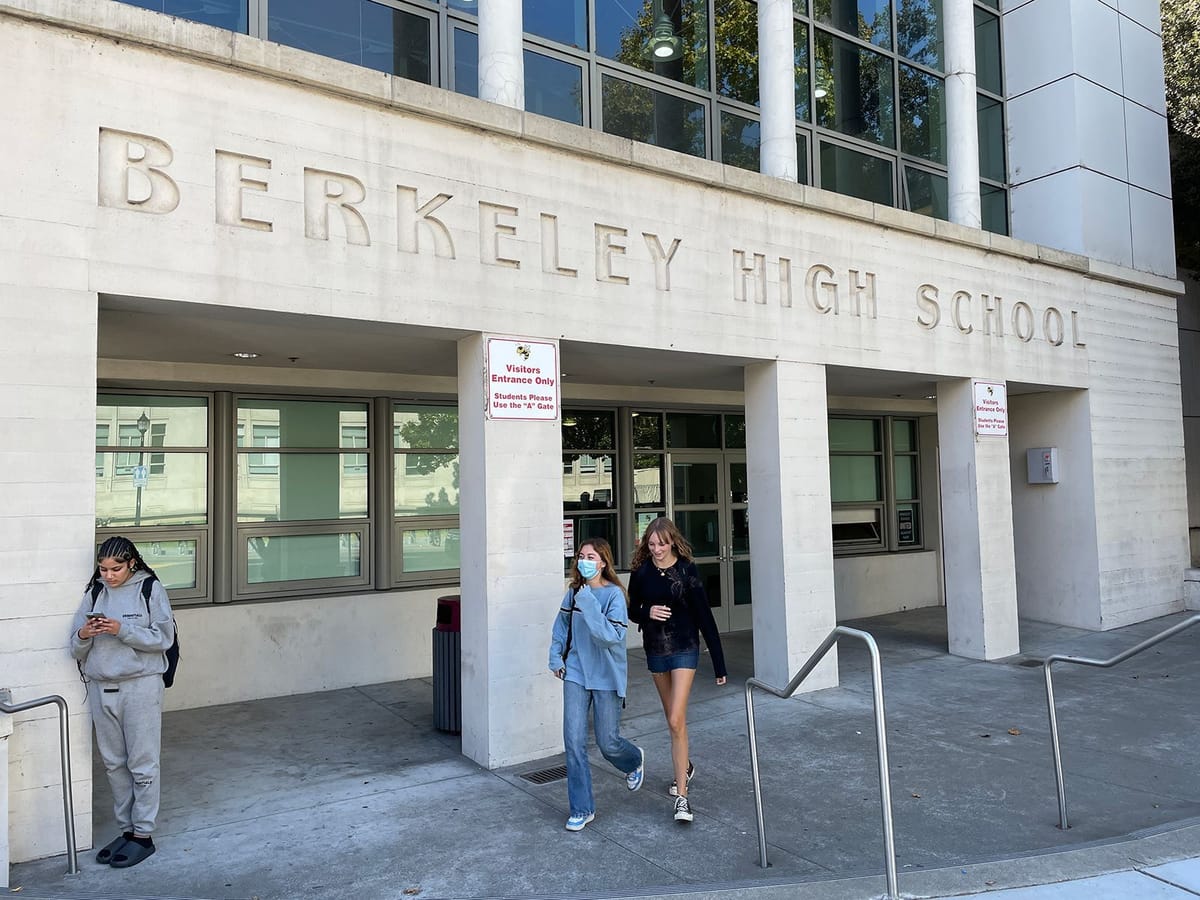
[548,538,645,832]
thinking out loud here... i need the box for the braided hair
[86,536,159,594]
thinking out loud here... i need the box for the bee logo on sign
[486,338,560,421]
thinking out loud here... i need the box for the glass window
[596,0,710,91]
[673,460,720,505]
[393,404,459,584]
[904,166,948,219]
[633,454,665,506]
[562,411,616,450]
[815,32,895,147]
[981,183,1008,235]
[666,412,721,448]
[601,74,707,157]
[564,454,617,510]
[892,418,915,452]
[399,527,461,573]
[819,141,894,205]
[97,395,208,447]
[830,456,882,502]
[724,414,746,448]
[525,50,585,125]
[453,26,479,97]
[899,64,946,164]
[795,20,812,121]
[978,94,1005,183]
[246,532,362,585]
[797,131,811,182]
[974,7,1001,95]
[830,417,880,451]
[525,0,587,48]
[633,412,664,449]
[897,0,942,70]
[715,0,759,106]
[268,0,432,83]
[95,453,209,528]
[118,0,248,31]
[814,0,892,49]
[720,111,760,171]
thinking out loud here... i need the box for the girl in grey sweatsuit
[70,536,175,869]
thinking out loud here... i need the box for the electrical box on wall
[1027,447,1059,484]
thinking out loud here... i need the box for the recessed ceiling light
[232,351,259,359]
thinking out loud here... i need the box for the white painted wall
[833,552,941,620]
[1008,390,1102,628]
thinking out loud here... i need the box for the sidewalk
[9,607,1200,900]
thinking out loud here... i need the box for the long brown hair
[630,516,693,570]
[569,538,628,603]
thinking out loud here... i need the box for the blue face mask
[577,559,600,580]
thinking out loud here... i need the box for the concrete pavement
[9,607,1200,899]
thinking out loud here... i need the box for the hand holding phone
[86,612,105,621]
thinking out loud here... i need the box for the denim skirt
[646,649,700,673]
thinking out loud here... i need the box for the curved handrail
[0,693,78,876]
[1043,613,1200,830]
[744,626,898,900]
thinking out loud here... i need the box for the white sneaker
[673,795,693,823]
[565,812,594,832]
[626,747,645,791]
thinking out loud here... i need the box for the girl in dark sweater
[628,517,726,823]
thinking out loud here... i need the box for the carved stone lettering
[595,224,629,285]
[733,250,766,304]
[97,128,180,214]
[1012,301,1035,342]
[952,290,973,334]
[215,150,272,232]
[479,202,520,268]
[806,264,837,314]
[916,283,940,329]
[642,233,681,292]
[540,214,578,277]
[303,168,369,245]
[397,187,455,258]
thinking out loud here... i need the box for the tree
[1162,0,1200,271]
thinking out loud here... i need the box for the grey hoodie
[70,569,175,682]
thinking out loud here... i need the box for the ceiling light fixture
[648,1,683,62]
[231,351,260,359]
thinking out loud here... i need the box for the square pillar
[936,379,1020,659]
[0,691,10,888]
[745,361,837,690]
[456,334,563,768]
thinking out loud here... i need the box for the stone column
[936,378,1020,659]
[744,361,838,690]
[758,0,798,181]
[945,0,981,227]
[456,334,562,767]
[0,690,11,888]
[477,0,524,109]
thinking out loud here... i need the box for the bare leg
[652,668,696,796]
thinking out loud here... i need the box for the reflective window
[814,0,892,49]
[897,0,942,70]
[562,411,616,450]
[981,183,1008,235]
[715,0,759,106]
[978,94,1005,183]
[899,64,945,164]
[720,111,761,171]
[795,20,812,121]
[974,7,1002,95]
[815,32,895,147]
[119,0,248,31]
[724,414,746,448]
[96,453,208,528]
[268,0,432,83]
[400,528,461,573]
[526,51,586,125]
[632,412,664,449]
[819,141,894,205]
[453,27,479,97]
[601,75,707,157]
[666,413,721,448]
[904,167,948,219]
[246,532,362,584]
[596,0,711,91]
[525,0,587,48]
[634,454,665,506]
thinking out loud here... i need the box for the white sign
[486,338,559,420]
[563,520,575,557]
[973,381,1008,436]
[132,464,149,488]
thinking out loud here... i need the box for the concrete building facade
[0,0,1184,875]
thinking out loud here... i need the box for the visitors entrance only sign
[973,381,1008,436]
[485,338,559,420]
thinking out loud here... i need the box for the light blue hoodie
[547,582,630,698]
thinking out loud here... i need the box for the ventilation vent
[520,765,568,784]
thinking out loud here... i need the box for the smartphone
[85,612,105,620]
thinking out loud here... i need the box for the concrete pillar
[936,378,1020,659]
[478,0,524,109]
[744,361,837,690]
[758,0,798,181]
[0,691,10,888]
[945,0,981,228]
[456,334,562,767]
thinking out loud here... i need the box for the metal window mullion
[214,391,234,604]
[883,415,897,551]
[373,396,391,590]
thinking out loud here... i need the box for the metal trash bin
[432,595,461,733]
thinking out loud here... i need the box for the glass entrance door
[669,452,752,632]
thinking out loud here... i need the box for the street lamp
[134,411,149,527]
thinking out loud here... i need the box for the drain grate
[1016,657,1044,667]
[520,764,568,784]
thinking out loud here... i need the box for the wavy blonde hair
[630,516,693,571]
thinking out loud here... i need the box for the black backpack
[89,576,180,688]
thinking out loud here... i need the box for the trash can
[432,595,461,733]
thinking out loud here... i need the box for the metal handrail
[745,626,898,900]
[0,692,78,876]
[1043,613,1200,830]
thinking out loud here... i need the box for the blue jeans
[562,679,640,817]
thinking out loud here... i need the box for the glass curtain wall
[119,0,1007,231]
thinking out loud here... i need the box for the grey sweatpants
[88,674,164,835]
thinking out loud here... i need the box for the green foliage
[1164,0,1200,270]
